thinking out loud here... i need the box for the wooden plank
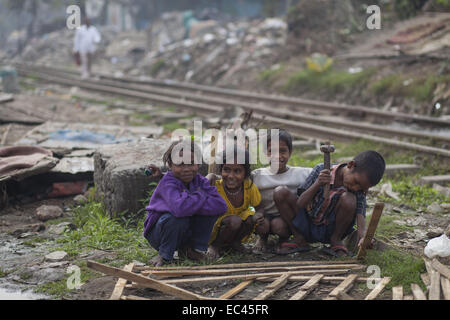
[357,203,384,259]
[121,295,151,301]
[364,277,391,300]
[421,273,430,287]
[160,269,352,285]
[327,274,358,298]
[441,277,450,300]
[431,259,450,280]
[87,260,208,300]
[403,295,413,300]
[146,264,364,278]
[410,283,427,300]
[392,286,403,300]
[253,274,290,300]
[135,259,359,271]
[289,274,324,300]
[110,262,135,300]
[219,280,253,300]
[429,270,441,300]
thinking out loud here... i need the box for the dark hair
[353,150,386,186]
[219,146,252,182]
[266,129,293,153]
[163,139,202,167]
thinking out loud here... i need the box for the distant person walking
[73,17,101,78]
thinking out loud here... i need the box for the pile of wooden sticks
[88,259,393,300]
[392,258,450,300]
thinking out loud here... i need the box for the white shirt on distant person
[73,25,101,54]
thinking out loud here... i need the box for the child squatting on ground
[143,140,228,266]
[251,129,313,253]
[275,150,386,257]
[206,147,264,259]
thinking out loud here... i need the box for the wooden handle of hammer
[323,152,331,198]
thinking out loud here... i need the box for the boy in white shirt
[252,129,312,253]
[73,17,101,79]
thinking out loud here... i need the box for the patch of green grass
[56,183,159,264]
[22,237,49,247]
[283,68,374,94]
[377,179,449,211]
[71,95,110,105]
[19,272,32,280]
[373,215,414,240]
[0,269,8,278]
[34,261,100,299]
[259,65,284,84]
[163,120,185,134]
[364,248,426,294]
[150,59,166,76]
[370,74,450,102]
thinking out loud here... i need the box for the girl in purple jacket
[143,140,228,266]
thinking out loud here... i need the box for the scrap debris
[88,259,386,300]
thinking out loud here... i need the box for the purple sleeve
[159,180,209,218]
[195,176,228,216]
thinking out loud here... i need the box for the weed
[364,248,426,294]
[283,68,374,94]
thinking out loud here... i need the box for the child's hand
[146,164,163,179]
[315,169,331,187]
[253,212,265,226]
[206,173,220,186]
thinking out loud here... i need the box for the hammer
[320,141,335,199]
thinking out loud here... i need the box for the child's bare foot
[253,236,269,253]
[179,246,207,261]
[231,241,251,254]
[207,245,221,259]
[276,237,310,255]
[149,254,167,267]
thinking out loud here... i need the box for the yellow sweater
[209,178,261,244]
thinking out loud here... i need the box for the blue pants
[292,208,355,244]
[145,213,218,261]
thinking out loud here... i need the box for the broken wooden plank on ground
[87,260,210,300]
[121,295,151,301]
[135,259,359,271]
[421,273,430,287]
[110,262,135,300]
[392,286,403,300]
[429,270,441,300]
[219,280,253,299]
[158,269,352,285]
[410,283,427,300]
[431,258,450,280]
[253,274,290,300]
[357,202,384,259]
[289,274,324,300]
[364,277,391,300]
[326,274,359,300]
[441,277,450,300]
[145,264,364,278]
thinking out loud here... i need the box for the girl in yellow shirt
[207,147,263,258]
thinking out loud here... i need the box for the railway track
[14,63,450,158]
